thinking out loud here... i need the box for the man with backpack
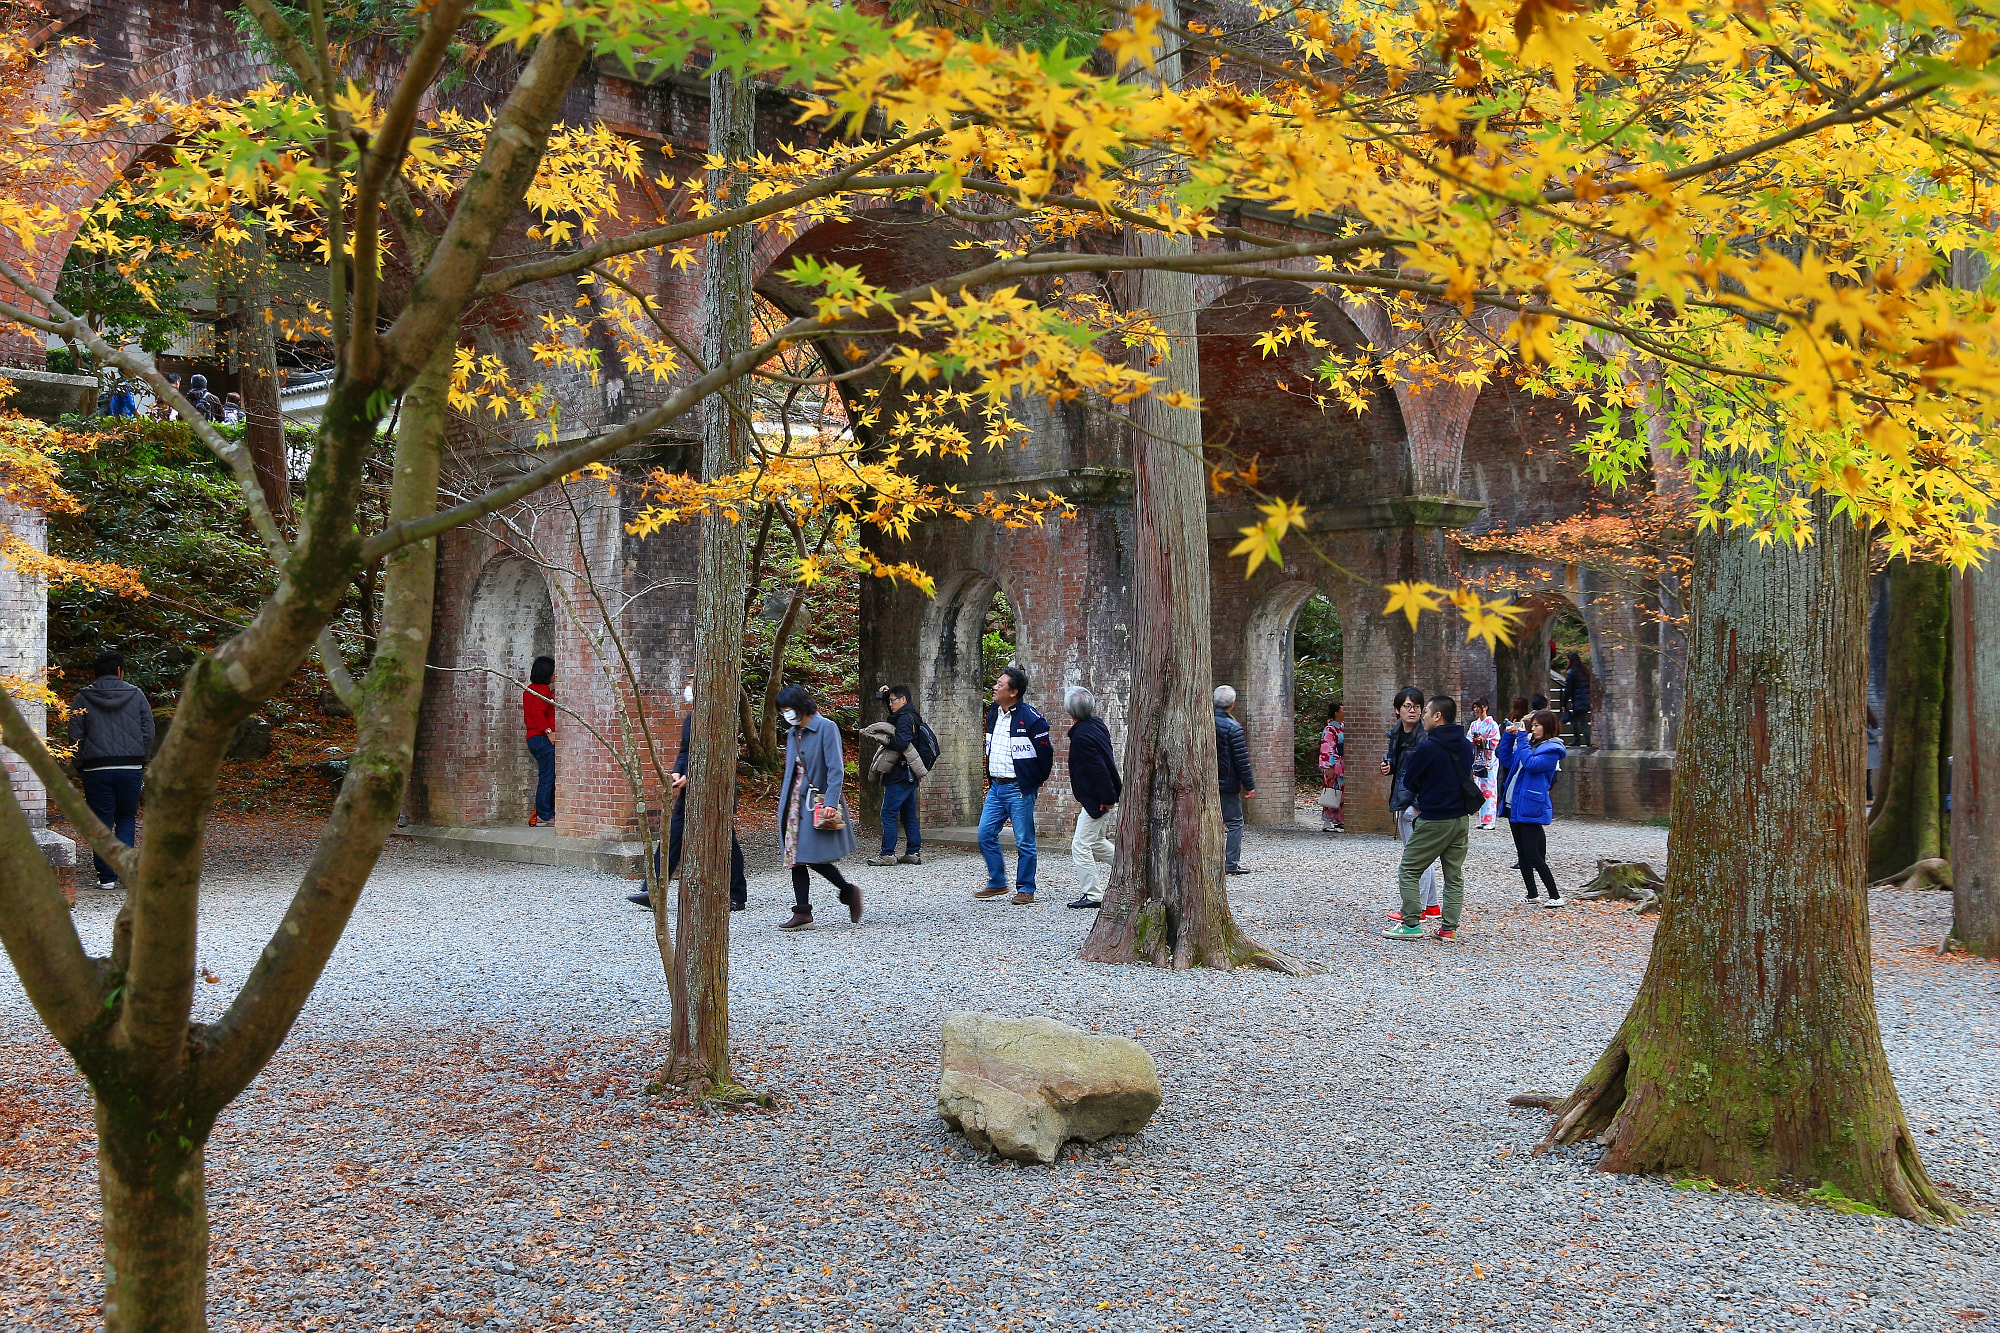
[185,373,224,422]
[867,683,935,866]
[67,650,154,892]
[1382,694,1481,942]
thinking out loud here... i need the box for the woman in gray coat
[775,684,861,930]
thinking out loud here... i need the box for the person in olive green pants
[1383,695,1475,941]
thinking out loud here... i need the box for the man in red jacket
[524,656,556,825]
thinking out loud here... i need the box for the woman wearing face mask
[775,684,860,930]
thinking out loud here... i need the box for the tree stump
[1574,858,1666,914]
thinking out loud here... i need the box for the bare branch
[0,258,290,565]
[0,770,103,1049]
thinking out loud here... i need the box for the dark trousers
[1566,709,1592,748]
[1510,820,1558,897]
[663,794,747,908]
[879,778,921,855]
[792,861,855,909]
[527,733,555,821]
[81,768,142,884]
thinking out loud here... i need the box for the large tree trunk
[97,1096,209,1333]
[665,65,755,1096]
[1080,0,1301,974]
[1544,496,1956,1223]
[1952,557,2000,956]
[1867,557,1950,878]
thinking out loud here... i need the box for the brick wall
[0,498,49,829]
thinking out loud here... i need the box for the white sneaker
[1544,893,1569,908]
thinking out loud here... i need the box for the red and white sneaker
[1421,905,1442,921]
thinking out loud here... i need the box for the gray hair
[1065,686,1097,719]
[1213,684,1237,709]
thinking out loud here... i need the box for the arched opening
[1493,593,1591,731]
[1292,591,1345,781]
[920,570,1025,827]
[1238,581,1335,825]
[463,556,555,826]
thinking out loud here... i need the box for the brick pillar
[0,499,48,830]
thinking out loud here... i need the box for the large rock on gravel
[937,1012,1160,1163]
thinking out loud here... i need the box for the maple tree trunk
[96,1091,210,1333]
[1952,558,2000,956]
[666,65,754,1095]
[1544,495,1956,1223]
[1867,557,1949,879]
[1081,1,1301,974]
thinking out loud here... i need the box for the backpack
[911,719,941,770]
[1447,746,1485,814]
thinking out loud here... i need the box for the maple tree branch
[0,258,290,565]
[472,125,949,297]
[0,737,103,1050]
[351,0,470,373]
[378,25,585,394]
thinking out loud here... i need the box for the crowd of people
[508,655,1578,939]
[97,372,245,424]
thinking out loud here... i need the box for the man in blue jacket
[973,666,1054,904]
[1383,694,1476,942]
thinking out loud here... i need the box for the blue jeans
[81,768,141,884]
[978,781,1037,894]
[527,733,555,821]
[879,778,921,855]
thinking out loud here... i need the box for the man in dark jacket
[1063,686,1120,909]
[628,684,746,912]
[868,684,926,866]
[1560,651,1593,749]
[1380,685,1441,922]
[68,650,153,890]
[1213,686,1257,875]
[974,665,1054,904]
[1383,695,1476,942]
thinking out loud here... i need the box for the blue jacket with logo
[982,700,1055,793]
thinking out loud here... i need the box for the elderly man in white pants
[1063,687,1122,909]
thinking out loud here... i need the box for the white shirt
[987,705,1016,780]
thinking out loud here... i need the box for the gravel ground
[2,816,1996,1332]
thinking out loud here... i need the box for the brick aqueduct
[8,2,1681,856]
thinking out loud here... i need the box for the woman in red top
[524,656,556,825]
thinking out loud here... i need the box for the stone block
[937,1012,1161,1164]
[0,368,96,422]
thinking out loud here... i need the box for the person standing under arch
[1467,698,1501,830]
[524,655,555,826]
[1064,686,1120,909]
[776,684,861,931]
[1317,700,1345,833]
[1561,651,1593,749]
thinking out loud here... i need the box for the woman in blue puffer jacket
[1499,709,1567,907]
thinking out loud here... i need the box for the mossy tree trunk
[1544,494,1957,1223]
[1952,557,2000,956]
[1868,557,1950,879]
[1080,0,1302,975]
[666,64,755,1095]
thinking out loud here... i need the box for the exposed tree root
[1869,857,1952,892]
[1574,860,1666,914]
[1507,1093,1562,1111]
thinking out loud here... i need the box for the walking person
[973,666,1054,904]
[1213,686,1257,875]
[1381,695,1479,942]
[185,373,223,422]
[1501,708,1569,906]
[523,655,556,826]
[1317,701,1345,832]
[866,684,929,866]
[775,684,861,931]
[68,650,153,892]
[1467,697,1501,830]
[1561,651,1593,749]
[1064,687,1120,909]
[627,683,747,912]
[1380,686,1441,924]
